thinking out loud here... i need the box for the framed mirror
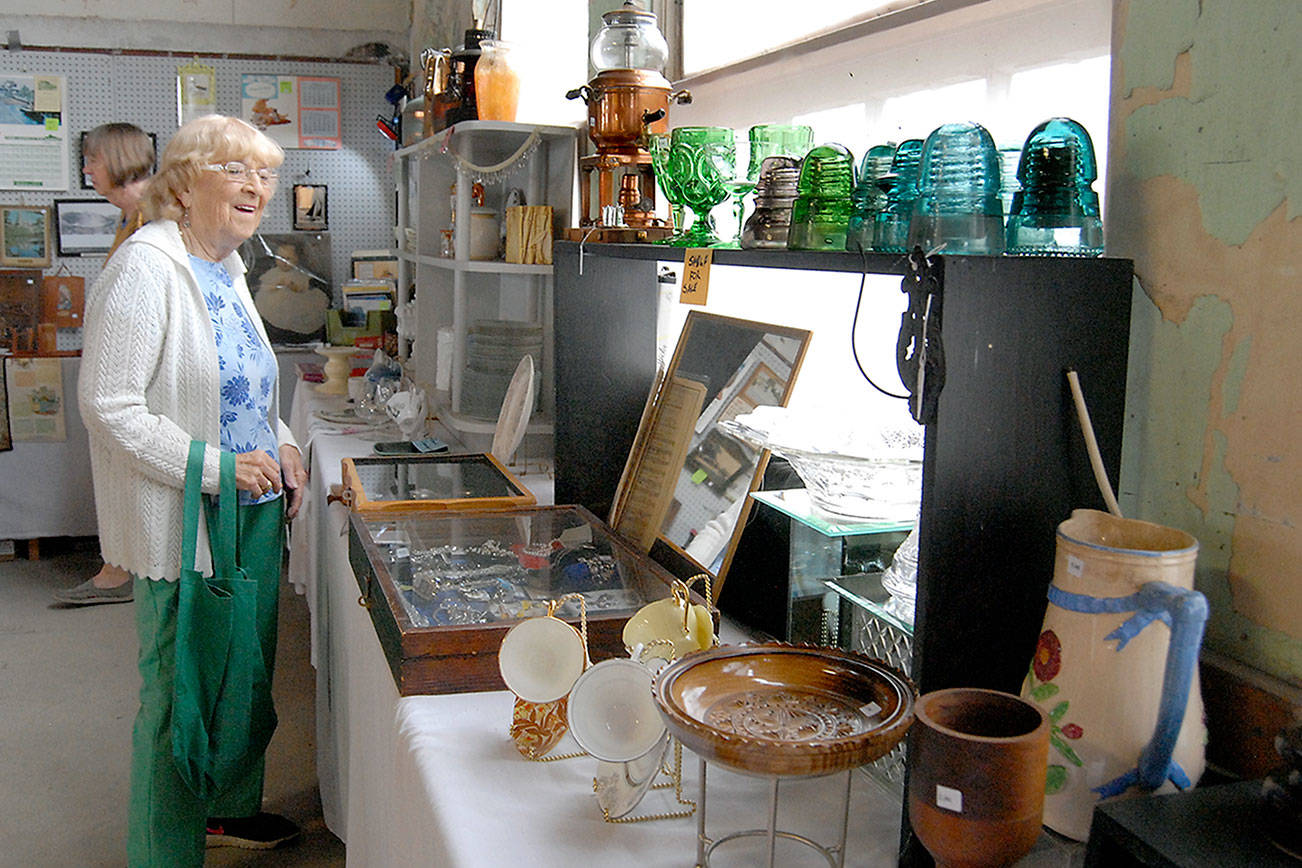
[610,311,811,600]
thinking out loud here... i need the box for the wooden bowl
[653,643,915,778]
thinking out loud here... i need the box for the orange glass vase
[474,40,520,122]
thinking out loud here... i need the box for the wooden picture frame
[0,207,52,268]
[351,253,398,281]
[79,130,158,190]
[293,183,328,231]
[54,199,120,257]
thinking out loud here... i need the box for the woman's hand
[235,449,282,499]
[279,444,309,520]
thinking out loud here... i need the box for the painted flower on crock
[1033,629,1062,682]
[1026,628,1084,794]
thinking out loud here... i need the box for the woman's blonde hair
[83,123,155,189]
[142,115,284,223]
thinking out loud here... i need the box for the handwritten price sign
[679,248,713,306]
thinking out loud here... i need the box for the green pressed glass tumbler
[908,121,1005,255]
[748,124,814,174]
[846,143,897,252]
[787,143,856,251]
[871,139,924,253]
[1004,117,1103,256]
[723,123,813,246]
[658,126,735,248]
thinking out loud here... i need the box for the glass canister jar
[474,40,520,122]
[590,1,669,72]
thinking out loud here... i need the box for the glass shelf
[823,571,915,638]
[751,488,913,538]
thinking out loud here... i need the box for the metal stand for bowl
[695,757,853,868]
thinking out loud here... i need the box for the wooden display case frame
[348,503,714,696]
[341,451,534,514]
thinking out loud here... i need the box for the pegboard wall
[0,49,398,292]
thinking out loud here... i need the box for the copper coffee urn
[565,1,689,242]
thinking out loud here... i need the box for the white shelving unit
[392,121,577,450]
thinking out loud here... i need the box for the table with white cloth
[286,376,905,866]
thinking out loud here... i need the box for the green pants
[127,497,284,867]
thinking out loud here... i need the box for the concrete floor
[0,538,345,867]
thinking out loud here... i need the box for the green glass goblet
[648,132,685,237]
[724,124,814,245]
[657,126,735,248]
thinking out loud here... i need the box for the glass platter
[341,452,534,514]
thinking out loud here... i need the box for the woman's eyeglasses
[205,161,279,187]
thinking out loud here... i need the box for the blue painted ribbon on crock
[1045,580,1209,796]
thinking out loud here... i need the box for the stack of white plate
[460,319,543,420]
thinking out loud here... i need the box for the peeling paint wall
[1109,0,1302,685]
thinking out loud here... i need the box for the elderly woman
[55,122,155,606]
[78,115,308,865]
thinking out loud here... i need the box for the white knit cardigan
[78,220,298,581]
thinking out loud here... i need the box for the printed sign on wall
[241,74,342,150]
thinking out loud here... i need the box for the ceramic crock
[1021,508,1208,840]
[909,688,1050,868]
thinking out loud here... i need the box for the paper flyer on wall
[241,74,342,150]
[0,74,69,191]
[4,357,65,441]
[177,61,217,126]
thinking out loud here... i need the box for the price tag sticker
[680,248,712,306]
[935,784,963,812]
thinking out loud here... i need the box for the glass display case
[721,487,911,645]
[341,452,534,514]
[347,504,709,695]
[824,570,915,797]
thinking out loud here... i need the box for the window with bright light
[500,0,588,125]
[664,0,1113,416]
[683,0,903,75]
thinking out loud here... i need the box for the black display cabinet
[552,242,1132,861]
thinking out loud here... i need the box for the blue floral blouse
[191,255,281,506]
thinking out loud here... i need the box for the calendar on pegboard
[0,74,69,191]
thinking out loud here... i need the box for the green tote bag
[171,440,276,800]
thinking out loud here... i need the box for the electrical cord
[851,248,910,400]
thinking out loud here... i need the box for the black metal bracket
[896,247,945,425]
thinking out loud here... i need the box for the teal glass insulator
[870,138,924,253]
[908,121,1004,255]
[846,143,896,252]
[787,143,856,251]
[1005,117,1104,256]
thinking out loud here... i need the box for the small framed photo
[79,130,157,190]
[54,199,120,257]
[293,183,328,231]
[0,206,52,268]
[351,253,398,281]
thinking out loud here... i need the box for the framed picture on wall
[239,232,334,344]
[351,250,398,281]
[0,207,52,268]
[79,131,158,190]
[54,199,120,256]
[292,183,328,231]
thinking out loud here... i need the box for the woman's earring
[181,208,191,229]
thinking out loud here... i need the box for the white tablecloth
[288,377,904,866]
